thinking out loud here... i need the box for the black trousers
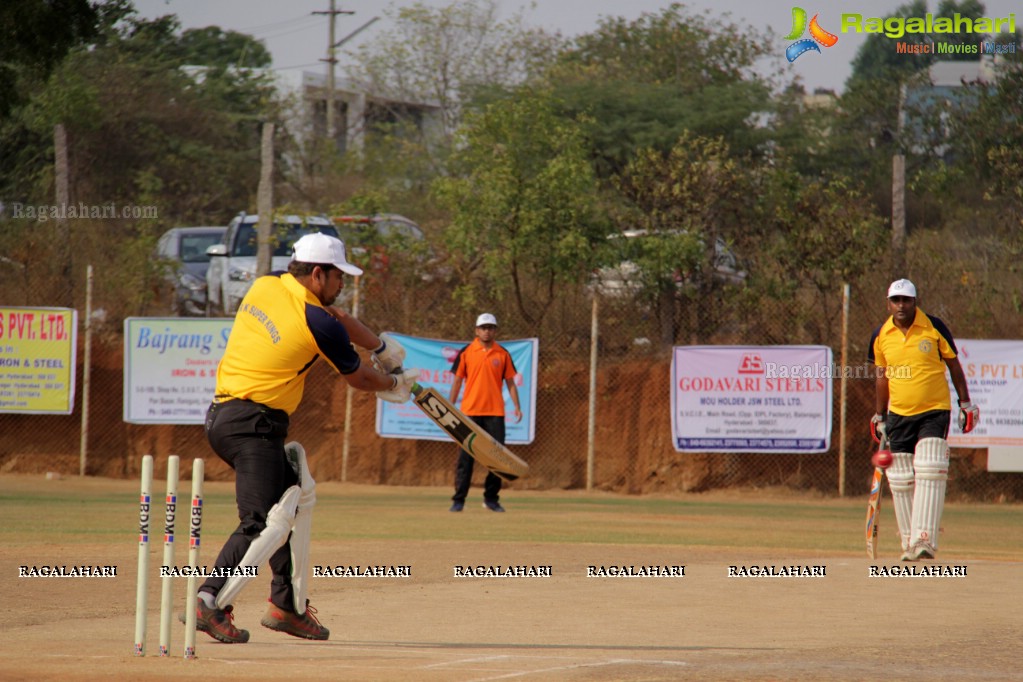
[453,415,504,503]
[200,399,298,611]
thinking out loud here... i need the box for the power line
[236,14,320,35]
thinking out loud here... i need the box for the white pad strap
[216,485,301,609]
[911,437,948,552]
[886,452,915,551]
[286,442,316,615]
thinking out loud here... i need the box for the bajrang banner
[123,317,232,424]
[672,346,833,453]
[947,339,1023,447]
[0,307,77,414]
[375,333,537,444]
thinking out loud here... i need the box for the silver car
[204,213,340,315]
[156,226,227,316]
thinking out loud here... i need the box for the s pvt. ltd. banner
[672,346,833,453]
[375,332,537,444]
[0,307,77,414]
[123,317,232,424]
[946,339,1023,448]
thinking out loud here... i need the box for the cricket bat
[864,434,887,560]
[411,383,529,482]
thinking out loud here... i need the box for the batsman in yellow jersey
[183,232,418,644]
[868,279,978,562]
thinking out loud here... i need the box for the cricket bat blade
[411,383,529,482]
[864,434,887,560]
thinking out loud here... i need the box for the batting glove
[376,368,419,404]
[372,332,406,373]
[870,413,886,443]
[958,401,980,433]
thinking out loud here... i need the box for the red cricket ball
[872,449,893,469]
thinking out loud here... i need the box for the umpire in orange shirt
[448,313,522,512]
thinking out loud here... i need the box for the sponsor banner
[672,346,833,453]
[375,333,537,444]
[123,317,232,424]
[0,307,77,414]
[947,339,1023,449]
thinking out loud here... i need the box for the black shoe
[482,499,505,512]
[449,501,464,512]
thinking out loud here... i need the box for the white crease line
[424,654,513,668]
[467,658,689,682]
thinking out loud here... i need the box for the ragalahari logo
[784,7,839,62]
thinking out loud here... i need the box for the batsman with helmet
[868,279,978,561]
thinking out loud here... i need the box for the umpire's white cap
[476,313,498,327]
[887,279,917,298]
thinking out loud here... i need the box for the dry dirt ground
[0,475,1019,682]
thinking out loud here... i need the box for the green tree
[0,7,281,318]
[753,170,888,342]
[0,0,100,118]
[611,132,750,345]
[432,89,604,329]
[0,11,276,219]
[547,3,772,179]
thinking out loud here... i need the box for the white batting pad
[286,442,316,615]
[216,484,301,609]
[911,437,949,553]
[886,451,915,551]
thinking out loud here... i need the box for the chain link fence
[1,221,1021,502]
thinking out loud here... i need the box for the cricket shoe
[261,600,329,640]
[900,542,936,562]
[449,501,465,512]
[482,499,505,512]
[180,600,250,643]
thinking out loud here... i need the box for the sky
[131,0,1022,94]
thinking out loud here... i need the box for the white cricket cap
[291,232,363,276]
[887,279,917,298]
[476,313,498,327]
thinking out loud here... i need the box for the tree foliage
[432,89,603,328]
[547,3,773,178]
[611,132,751,344]
[0,0,100,118]
[753,170,888,341]
[0,8,277,221]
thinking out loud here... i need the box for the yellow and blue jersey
[868,309,958,416]
[214,273,361,414]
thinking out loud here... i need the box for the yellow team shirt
[453,339,517,417]
[869,308,958,417]
[214,273,361,414]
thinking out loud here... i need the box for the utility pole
[314,1,353,144]
[892,83,908,279]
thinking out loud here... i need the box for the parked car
[205,213,340,315]
[155,226,227,316]
[331,213,446,284]
[332,213,425,246]
[590,229,746,299]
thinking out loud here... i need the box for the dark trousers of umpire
[452,415,504,503]
[200,398,299,611]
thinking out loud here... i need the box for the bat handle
[410,382,423,397]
